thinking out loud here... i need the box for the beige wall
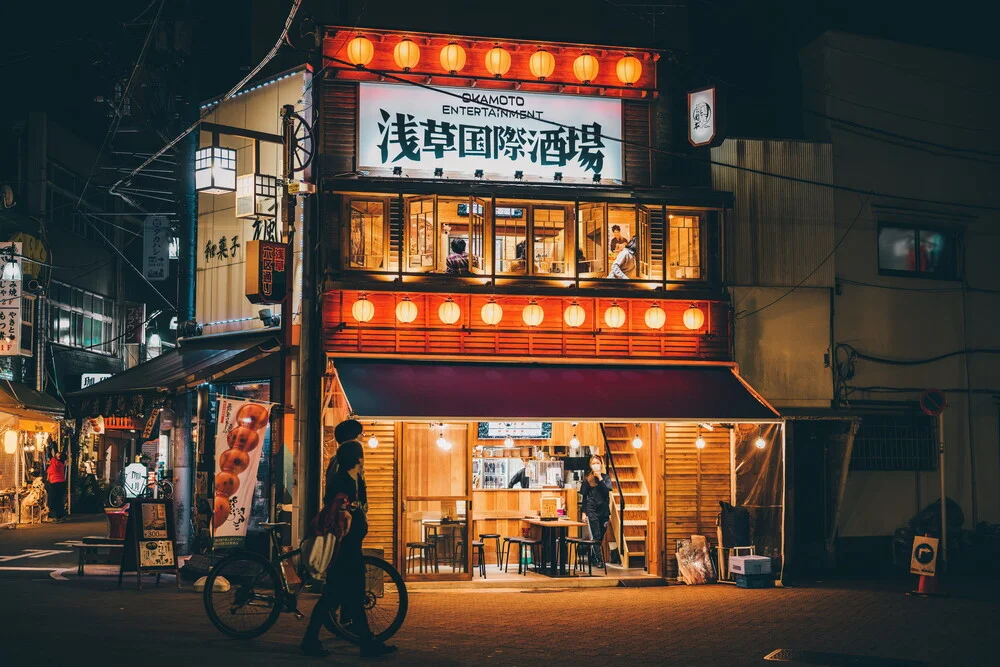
[196,71,309,334]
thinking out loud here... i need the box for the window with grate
[850,414,937,471]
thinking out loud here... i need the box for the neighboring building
[718,31,1000,575]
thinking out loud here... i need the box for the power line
[734,195,867,320]
[323,56,1000,213]
[83,215,175,311]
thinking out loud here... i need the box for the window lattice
[850,414,937,472]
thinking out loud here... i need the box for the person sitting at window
[609,225,627,254]
[607,236,637,279]
[508,240,527,273]
[446,238,470,275]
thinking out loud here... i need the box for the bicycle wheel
[204,552,284,639]
[157,480,173,499]
[324,556,408,644]
[107,486,125,508]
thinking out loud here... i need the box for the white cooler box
[730,554,771,576]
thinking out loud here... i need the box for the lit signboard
[359,82,623,181]
[688,86,726,147]
[478,422,552,440]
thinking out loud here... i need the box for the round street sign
[920,389,946,417]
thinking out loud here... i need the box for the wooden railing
[600,423,627,565]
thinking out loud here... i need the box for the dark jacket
[320,467,368,548]
[508,468,530,489]
[579,473,612,516]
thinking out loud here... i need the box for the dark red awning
[333,359,779,422]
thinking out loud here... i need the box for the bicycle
[203,522,407,644]
[107,473,172,507]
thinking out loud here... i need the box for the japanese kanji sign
[0,242,22,356]
[124,303,146,345]
[142,215,170,281]
[359,82,623,181]
[245,240,289,305]
[688,86,726,148]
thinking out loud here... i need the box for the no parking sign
[910,536,939,576]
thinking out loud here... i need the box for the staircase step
[623,520,647,526]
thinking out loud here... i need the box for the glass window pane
[494,202,527,274]
[405,198,435,271]
[104,322,113,352]
[348,200,386,270]
[84,318,94,348]
[439,197,470,275]
[918,229,956,277]
[73,288,83,309]
[577,203,606,276]
[532,207,569,275]
[92,297,103,317]
[83,293,93,313]
[73,312,83,347]
[667,213,702,280]
[878,227,917,273]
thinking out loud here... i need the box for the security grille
[850,414,937,471]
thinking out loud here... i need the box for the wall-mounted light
[484,45,511,78]
[438,298,461,325]
[437,431,452,451]
[755,429,767,449]
[603,302,626,329]
[347,35,375,67]
[522,300,544,327]
[481,299,503,326]
[503,436,514,448]
[570,423,580,449]
[236,173,278,219]
[631,424,643,449]
[147,330,162,359]
[592,173,602,183]
[393,38,420,71]
[683,304,705,330]
[529,48,556,81]
[440,42,466,74]
[513,170,524,181]
[392,166,403,176]
[563,301,585,328]
[553,172,563,182]
[616,55,642,86]
[644,303,666,330]
[395,297,417,323]
[367,433,379,449]
[352,293,375,323]
[194,146,237,194]
[474,169,484,179]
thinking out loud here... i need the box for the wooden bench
[67,538,125,576]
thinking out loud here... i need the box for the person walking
[580,455,612,567]
[46,451,68,523]
[301,429,395,658]
[607,236,638,279]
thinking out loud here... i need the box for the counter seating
[479,533,502,568]
[563,536,607,576]
[405,541,438,574]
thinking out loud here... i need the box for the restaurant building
[314,27,784,581]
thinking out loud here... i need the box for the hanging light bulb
[695,427,706,450]
[503,436,514,448]
[352,293,375,323]
[755,435,767,449]
[631,425,643,449]
[395,297,417,323]
[437,432,452,451]
[570,434,580,449]
[367,433,379,449]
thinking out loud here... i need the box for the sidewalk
[0,513,109,570]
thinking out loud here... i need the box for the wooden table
[522,518,587,576]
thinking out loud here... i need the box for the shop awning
[0,406,61,435]
[0,381,64,416]
[333,360,780,422]
[68,332,281,398]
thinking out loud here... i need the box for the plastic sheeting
[734,423,784,574]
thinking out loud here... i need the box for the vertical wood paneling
[623,101,652,186]
[364,421,397,564]
[663,424,732,579]
[321,81,358,175]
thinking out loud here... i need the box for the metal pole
[780,421,787,585]
[939,411,947,569]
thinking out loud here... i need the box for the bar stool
[502,537,523,573]
[405,541,437,574]
[455,540,487,578]
[566,537,607,576]
[516,538,542,576]
[426,533,449,569]
[479,533,502,569]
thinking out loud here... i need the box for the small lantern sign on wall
[245,240,289,305]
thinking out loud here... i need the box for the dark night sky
[1,0,995,155]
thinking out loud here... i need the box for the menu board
[478,422,552,440]
[119,499,180,590]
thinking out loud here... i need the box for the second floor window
[877,225,960,280]
[48,282,116,354]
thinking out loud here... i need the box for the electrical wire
[838,278,1000,296]
[734,195,867,320]
[108,0,304,200]
[837,342,1000,367]
[321,55,1000,213]
[83,215,175,311]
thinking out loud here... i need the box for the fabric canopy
[0,381,64,416]
[333,359,780,422]
[0,406,60,435]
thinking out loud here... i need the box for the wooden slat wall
[663,424,731,579]
[364,421,397,564]
[320,81,358,175]
[623,101,652,186]
[649,206,665,281]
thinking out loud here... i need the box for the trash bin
[105,506,129,540]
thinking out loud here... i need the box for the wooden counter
[471,489,580,564]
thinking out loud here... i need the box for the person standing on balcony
[580,455,612,567]
[445,238,470,275]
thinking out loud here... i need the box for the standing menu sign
[118,498,180,590]
[212,398,274,547]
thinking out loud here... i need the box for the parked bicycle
[203,522,407,644]
[107,469,173,507]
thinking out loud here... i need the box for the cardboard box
[730,554,771,575]
[735,573,774,589]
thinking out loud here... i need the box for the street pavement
[1,515,998,666]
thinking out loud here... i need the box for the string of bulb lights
[350,293,706,331]
[345,35,645,86]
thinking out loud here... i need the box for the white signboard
[688,87,719,147]
[478,421,552,440]
[81,373,113,389]
[0,242,22,356]
[910,535,939,576]
[123,462,148,498]
[359,82,623,181]
[143,215,170,281]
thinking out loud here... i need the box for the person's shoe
[360,642,397,658]
[300,640,329,657]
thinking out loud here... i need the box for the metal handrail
[599,423,627,560]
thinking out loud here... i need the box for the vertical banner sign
[124,303,146,345]
[245,240,289,305]
[143,215,170,281]
[0,242,22,356]
[688,86,726,148]
[212,397,273,547]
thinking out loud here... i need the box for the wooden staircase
[601,423,649,570]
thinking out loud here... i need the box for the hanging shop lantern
[484,45,512,78]
[3,430,17,455]
[437,432,452,451]
[393,38,420,71]
[194,146,237,194]
[755,436,767,449]
[481,299,503,326]
[395,297,418,323]
[235,173,278,219]
[522,300,544,327]
[367,434,379,449]
[438,298,461,325]
[644,303,666,330]
[573,53,599,83]
[695,427,706,450]
[616,55,642,86]
[603,302,626,329]
[346,35,375,67]
[440,42,467,74]
[529,48,555,80]
[351,294,375,323]
[683,304,705,330]
[563,301,585,328]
